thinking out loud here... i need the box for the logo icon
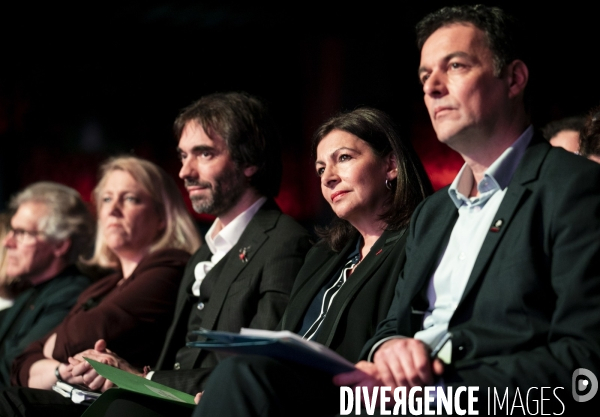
[572,368,598,402]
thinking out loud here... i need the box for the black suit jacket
[362,137,600,403]
[279,228,407,363]
[152,200,311,393]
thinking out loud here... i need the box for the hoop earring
[385,179,393,191]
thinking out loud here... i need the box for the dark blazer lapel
[321,228,407,347]
[174,245,211,321]
[292,244,352,299]
[199,206,278,331]
[409,198,458,299]
[156,245,212,368]
[457,137,550,306]
[281,240,356,333]
[392,196,458,337]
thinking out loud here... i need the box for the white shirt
[0,298,13,311]
[191,197,267,297]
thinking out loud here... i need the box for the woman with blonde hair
[3,156,200,416]
[85,156,200,274]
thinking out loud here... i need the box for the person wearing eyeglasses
[0,182,94,389]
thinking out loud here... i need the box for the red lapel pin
[239,246,250,263]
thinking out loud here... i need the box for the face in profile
[419,23,509,148]
[99,170,165,257]
[3,201,60,281]
[177,121,249,217]
[315,129,396,227]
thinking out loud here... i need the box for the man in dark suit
[146,91,311,393]
[72,92,311,403]
[333,5,600,413]
[0,182,93,388]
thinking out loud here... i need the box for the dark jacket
[280,228,407,363]
[151,201,311,394]
[12,249,189,386]
[361,137,600,408]
[0,266,90,388]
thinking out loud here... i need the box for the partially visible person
[542,115,585,154]
[0,183,94,389]
[0,156,200,416]
[190,108,432,417]
[580,105,600,164]
[0,211,17,311]
[66,92,312,416]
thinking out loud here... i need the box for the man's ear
[53,239,71,258]
[505,59,529,99]
[386,153,398,181]
[243,165,258,178]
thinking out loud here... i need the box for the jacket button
[454,344,466,360]
[197,302,205,310]
[174,363,181,370]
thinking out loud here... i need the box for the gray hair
[9,182,95,263]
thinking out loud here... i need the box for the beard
[185,165,247,217]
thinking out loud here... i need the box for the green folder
[81,358,195,417]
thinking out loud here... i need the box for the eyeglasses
[6,226,46,245]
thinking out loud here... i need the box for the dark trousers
[98,390,194,417]
[0,386,195,417]
[194,355,341,417]
[0,387,88,417]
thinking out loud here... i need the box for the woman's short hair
[87,156,201,268]
[311,107,433,251]
[9,182,95,263]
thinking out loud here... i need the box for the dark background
[1,1,597,229]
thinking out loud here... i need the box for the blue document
[187,328,356,375]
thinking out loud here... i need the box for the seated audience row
[3,9,600,412]
[0,157,200,415]
[0,92,314,417]
[69,105,433,417]
[0,92,433,417]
